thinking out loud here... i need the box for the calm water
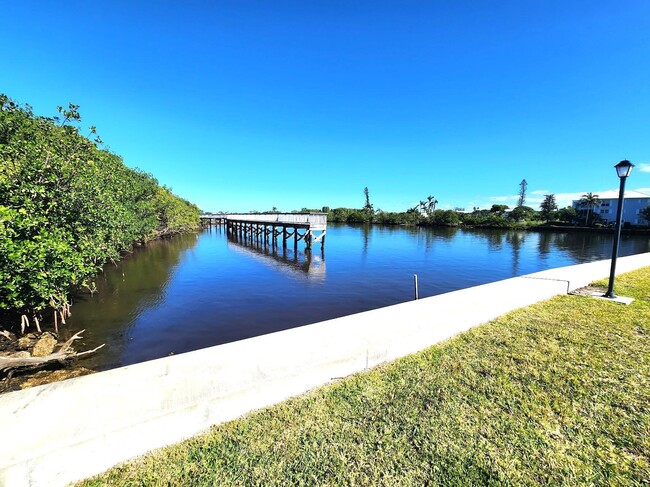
[65,224,649,370]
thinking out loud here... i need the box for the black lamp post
[604,160,634,298]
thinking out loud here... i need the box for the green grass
[80,268,650,486]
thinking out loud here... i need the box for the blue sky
[2,1,649,212]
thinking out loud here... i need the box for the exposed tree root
[0,330,104,377]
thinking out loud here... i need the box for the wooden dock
[200,213,327,251]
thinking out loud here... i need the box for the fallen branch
[0,330,104,376]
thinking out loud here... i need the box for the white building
[572,190,650,226]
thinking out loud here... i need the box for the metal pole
[414,274,419,300]
[604,175,627,298]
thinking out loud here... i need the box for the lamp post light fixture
[604,160,634,298]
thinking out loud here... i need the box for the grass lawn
[80,268,650,486]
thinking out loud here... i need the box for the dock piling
[202,213,327,252]
[414,274,419,300]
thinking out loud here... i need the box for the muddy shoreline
[0,330,95,394]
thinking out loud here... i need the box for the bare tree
[517,179,528,207]
[363,187,374,214]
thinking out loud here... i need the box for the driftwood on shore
[0,330,104,377]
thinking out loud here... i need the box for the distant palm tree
[540,194,558,222]
[579,192,601,226]
[427,195,438,212]
[419,196,438,217]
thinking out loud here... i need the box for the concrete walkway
[1,253,649,487]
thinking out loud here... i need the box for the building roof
[573,190,650,202]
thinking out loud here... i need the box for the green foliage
[539,194,558,222]
[480,214,511,227]
[346,210,370,224]
[489,204,509,215]
[508,205,537,222]
[374,210,420,225]
[326,196,547,230]
[151,186,201,236]
[327,207,371,224]
[0,95,200,320]
[426,209,459,226]
[459,209,508,227]
[329,207,422,226]
[558,205,578,223]
[329,194,439,226]
[640,205,650,225]
[578,192,601,226]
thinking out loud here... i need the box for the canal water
[65,224,649,371]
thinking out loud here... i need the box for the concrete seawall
[1,253,649,486]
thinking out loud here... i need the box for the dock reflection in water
[227,233,326,281]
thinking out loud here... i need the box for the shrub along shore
[80,267,650,486]
[325,206,650,232]
[0,96,200,330]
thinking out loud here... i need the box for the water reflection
[505,231,526,276]
[528,231,650,264]
[360,224,371,257]
[226,234,326,281]
[63,224,648,371]
[486,230,505,251]
[64,233,200,369]
[416,226,459,251]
